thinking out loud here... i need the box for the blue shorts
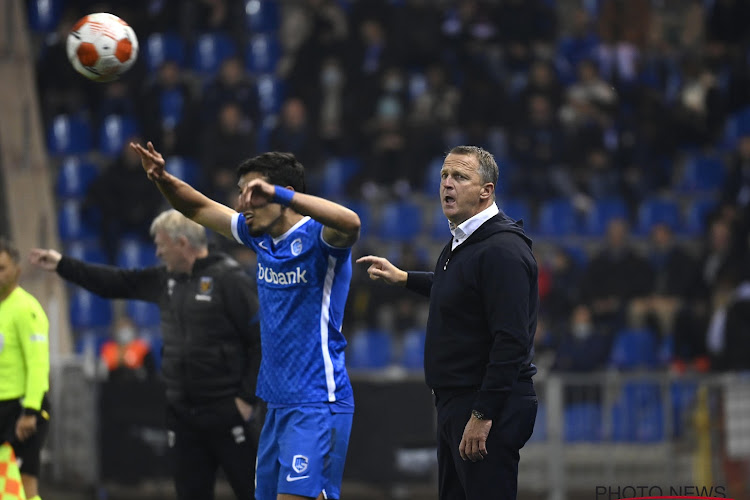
[256,404,353,500]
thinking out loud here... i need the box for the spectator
[552,304,611,373]
[580,218,654,329]
[202,57,258,125]
[630,223,696,336]
[706,266,750,371]
[269,98,322,170]
[85,139,165,262]
[99,316,157,382]
[722,135,750,210]
[200,102,256,199]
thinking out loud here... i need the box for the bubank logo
[257,262,308,286]
[595,485,731,500]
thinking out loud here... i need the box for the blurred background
[1,0,750,498]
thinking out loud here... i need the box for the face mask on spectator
[572,323,593,340]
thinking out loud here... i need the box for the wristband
[272,186,295,206]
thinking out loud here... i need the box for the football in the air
[66,13,139,82]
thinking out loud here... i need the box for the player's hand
[459,414,492,462]
[29,248,62,271]
[15,414,37,442]
[237,178,277,211]
[235,397,254,421]
[129,141,166,181]
[355,255,408,286]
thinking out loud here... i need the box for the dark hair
[0,237,20,263]
[236,152,306,193]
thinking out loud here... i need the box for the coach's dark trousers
[434,382,537,500]
[167,398,262,500]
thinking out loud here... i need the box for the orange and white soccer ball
[66,13,139,82]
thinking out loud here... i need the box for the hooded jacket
[406,211,538,419]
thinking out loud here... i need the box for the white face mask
[115,327,136,345]
[571,323,593,340]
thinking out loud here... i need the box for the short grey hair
[449,145,499,191]
[149,209,208,249]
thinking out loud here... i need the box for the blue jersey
[231,214,353,405]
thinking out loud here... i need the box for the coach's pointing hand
[356,256,408,286]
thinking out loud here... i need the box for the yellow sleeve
[17,296,50,411]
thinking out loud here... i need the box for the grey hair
[449,145,499,194]
[149,209,208,249]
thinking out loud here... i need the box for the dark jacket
[406,211,538,419]
[57,253,261,407]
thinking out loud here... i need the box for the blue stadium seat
[244,0,281,33]
[612,382,664,442]
[116,239,158,269]
[99,114,139,158]
[74,328,110,356]
[160,89,186,129]
[256,114,277,152]
[256,74,285,116]
[610,328,659,370]
[400,329,425,371]
[145,32,186,71]
[318,157,361,198]
[501,199,532,230]
[408,72,428,102]
[165,156,200,187]
[584,198,628,236]
[55,157,99,199]
[245,34,281,74]
[58,200,97,242]
[347,329,393,370]
[679,154,726,192]
[721,106,750,151]
[47,114,92,156]
[192,33,237,76]
[422,157,445,195]
[637,198,682,235]
[64,240,108,265]
[538,199,577,236]
[564,403,602,442]
[685,197,718,236]
[28,0,62,32]
[670,381,697,438]
[378,201,422,242]
[126,300,161,328]
[70,289,113,329]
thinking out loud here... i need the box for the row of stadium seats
[29,0,281,34]
[347,328,673,373]
[56,193,718,246]
[145,32,282,75]
[531,381,699,443]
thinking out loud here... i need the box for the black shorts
[0,395,51,476]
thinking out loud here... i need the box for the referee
[358,146,538,500]
[0,237,50,500]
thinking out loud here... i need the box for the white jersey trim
[272,216,311,245]
[230,212,242,244]
[320,255,338,402]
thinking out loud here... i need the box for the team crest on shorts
[292,454,309,473]
[291,238,303,256]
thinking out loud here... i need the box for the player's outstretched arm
[239,178,361,247]
[356,255,408,286]
[130,141,236,239]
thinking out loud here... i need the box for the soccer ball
[66,13,139,82]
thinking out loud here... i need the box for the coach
[358,145,538,500]
[30,209,261,500]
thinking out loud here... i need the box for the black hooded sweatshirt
[406,211,538,419]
